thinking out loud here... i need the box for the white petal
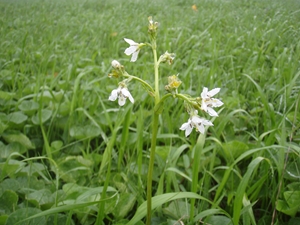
[124,38,138,46]
[211,98,224,107]
[207,107,219,117]
[122,88,134,103]
[191,115,202,124]
[111,60,121,68]
[108,89,118,101]
[196,123,205,134]
[130,50,139,62]
[128,93,134,103]
[201,87,208,98]
[179,121,190,131]
[125,46,138,55]
[200,100,208,112]
[185,126,193,137]
[202,119,213,126]
[192,109,198,115]
[207,88,220,97]
[118,95,126,106]
[180,119,193,137]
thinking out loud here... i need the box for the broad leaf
[31,109,52,125]
[7,111,28,125]
[0,190,18,214]
[18,100,39,115]
[2,130,35,149]
[6,208,46,225]
[69,124,101,139]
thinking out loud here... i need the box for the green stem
[146,112,159,225]
[146,39,160,225]
[189,133,205,222]
[152,44,160,104]
[123,72,155,94]
[174,93,201,110]
[95,131,116,225]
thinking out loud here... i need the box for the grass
[0,0,300,224]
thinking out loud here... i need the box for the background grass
[0,0,300,224]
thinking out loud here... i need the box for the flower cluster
[108,17,224,137]
[179,87,223,137]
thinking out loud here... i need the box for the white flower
[109,86,134,106]
[180,110,213,137]
[124,38,141,62]
[200,87,224,117]
[111,60,121,69]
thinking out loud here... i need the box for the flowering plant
[107,16,223,224]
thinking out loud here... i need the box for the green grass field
[0,0,300,224]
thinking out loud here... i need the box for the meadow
[0,0,300,224]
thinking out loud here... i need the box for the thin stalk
[146,39,160,225]
[95,131,116,225]
[146,112,159,225]
[123,72,154,94]
[152,43,160,104]
[189,133,205,222]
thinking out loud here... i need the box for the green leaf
[17,176,45,195]
[194,209,230,222]
[0,178,20,195]
[287,182,300,191]
[232,157,269,225]
[18,100,39,115]
[126,192,214,225]
[155,146,170,161]
[285,160,300,180]
[222,140,249,160]
[31,109,52,125]
[0,215,8,225]
[0,90,15,100]
[113,193,136,219]
[0,159,26,179]
[58,156,93,183]
[0,142,27,159]
[0,121,8,135]
[19,162,46,176]
[50,140,63,151]
[0,190,18,214]
[46,214,75,225]
[2,130,35,149]
[284,191,300,209]
[204,215,233,225]
[17,192,118,224]
[276,199,299,217]
[7,111,28,125]
[27,189,54,208]
[6,208,46,225]
[37,90,53,103]
[288,217,300,225]
[62,183,116,201]
[69,124,101,139]
[162,200,190,219]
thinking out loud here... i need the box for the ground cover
[0,0,300,224]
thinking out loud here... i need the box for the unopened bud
[148,16,159,38]
[160,51,175,65]
[165,75,182,93]
[111,60,121,69]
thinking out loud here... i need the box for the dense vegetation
[0,0,299,224]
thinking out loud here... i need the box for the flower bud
[111,60,121,69]
[165,75,182,93]
[148,16,159,38]
[159,51,176,65]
